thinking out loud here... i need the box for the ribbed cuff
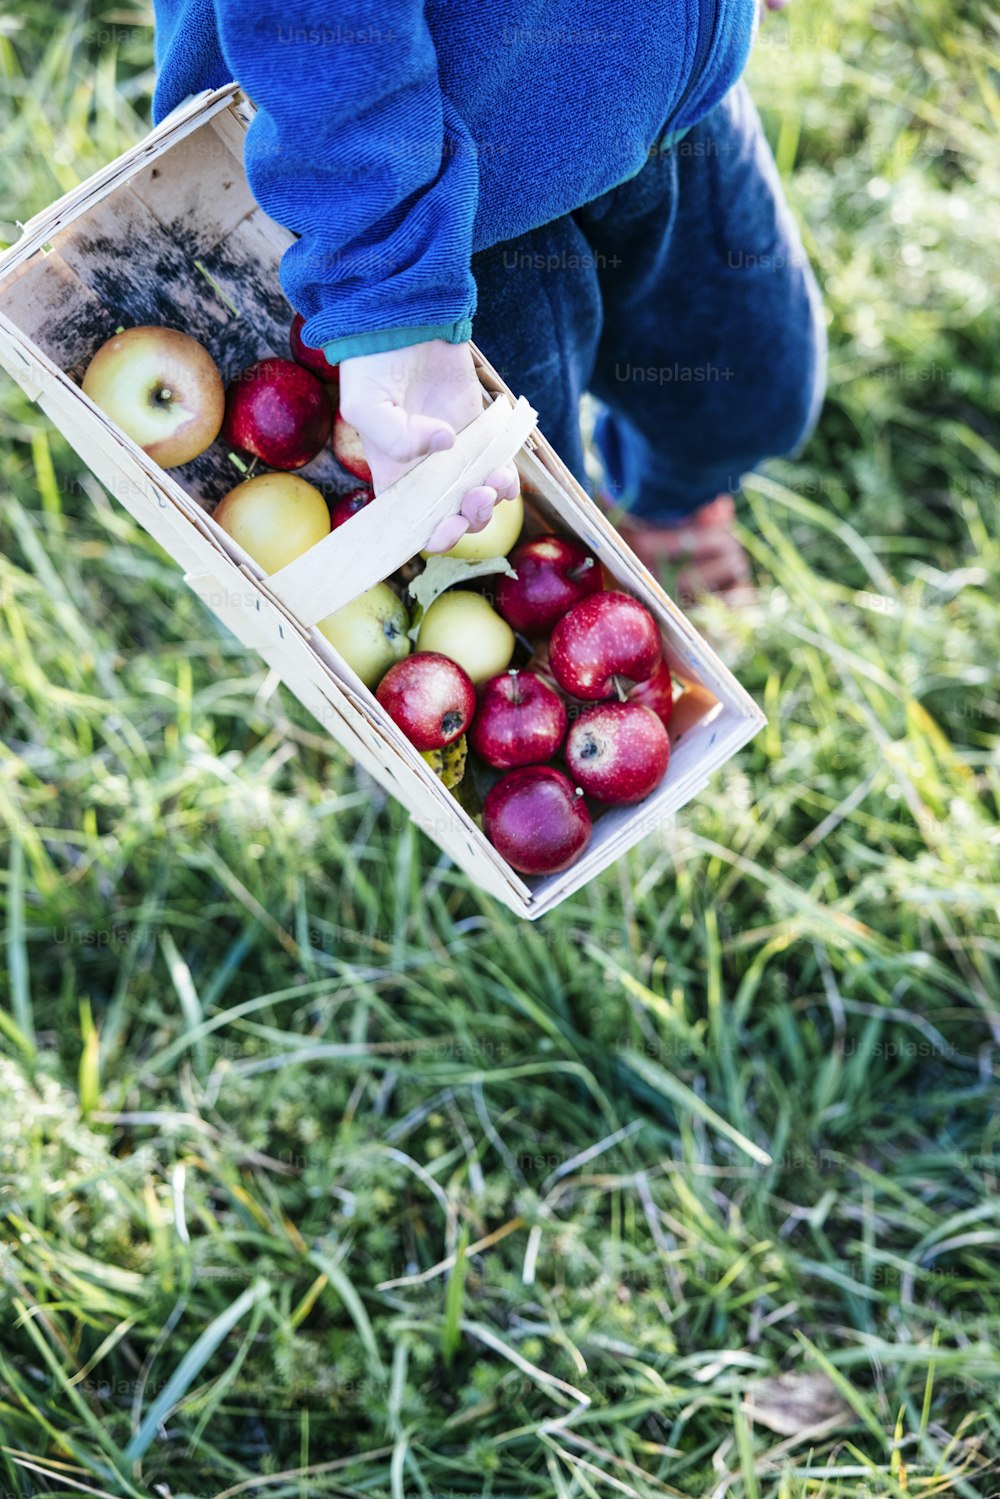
[321,318,473,364]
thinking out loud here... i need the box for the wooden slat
[209,96,258,161]
[128,125,254,255]
[54,186,234,349]
[267,394,538,624]
[0,251,110,382]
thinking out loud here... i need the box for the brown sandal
[618,494,752,605]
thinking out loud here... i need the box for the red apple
[376,651,476,751]
[484,766,591,875]
[549,591,662,700]
[289,313,340,386]
[627,660,675,727]
[565,701,669,805]
[223,357,330,470]
[333,411,372,484]
[330,486,374,529]
[469,670,568,770]
[496,534,601,635]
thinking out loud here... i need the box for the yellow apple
[317,584,410,688]
[213,473,330,573]
[82,326,224,467]
[416,590,515,684]
[423,492,524,562]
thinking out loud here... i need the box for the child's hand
[339,340,520,554]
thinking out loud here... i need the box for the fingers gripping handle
[263,393,537,629]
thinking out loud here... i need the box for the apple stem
[569,556,596,581]
[613,675,629,703]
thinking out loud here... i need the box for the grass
[1,0,999,1494]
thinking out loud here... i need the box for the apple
[330,486,374,529]
[668,680,713,740]
[424,492,524,562]
[289,313,339,386]
[376,651,476,751]
[416,590,515,684]
[332,411,372,484]
[469,670,567,770]
[549,591,661,700]
[565,701,669,805]
[627,659,675,727]
[224,357,330,470]
[213,472,330,573]
[521,638,580,700]
[484,766,591,875]
[82,326,224,467]
[317,583,410,688]
[496,534,601,634]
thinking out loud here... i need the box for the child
[152,0,824,594]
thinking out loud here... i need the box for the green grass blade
[123,1280,271,1461]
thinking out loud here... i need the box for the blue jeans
[470,82,826,522]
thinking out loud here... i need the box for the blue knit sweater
[152,0,757,362]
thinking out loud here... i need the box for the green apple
[82,325,224,467]
[423,492,524,562]
[214,472,330,574]
[416,590,515,684]
[317,583,410,688]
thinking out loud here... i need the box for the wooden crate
[0,83,765,918]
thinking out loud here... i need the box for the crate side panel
[194,207,298,355]
[209,104,257,163]
[128,128,254,254]
[0,252,113,382]
[54,188,236,354]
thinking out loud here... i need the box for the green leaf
[622,1050,773,1165]
[160,930,206,1074]
[5,841,33,1048]
[442,1224,470,1367]
[407,554,517,640]
[124,1281,271,1460]
[309,1251,387,1382]
[78,996,100,1119]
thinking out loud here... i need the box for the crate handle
[263,391,537,627]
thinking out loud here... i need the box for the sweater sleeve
[214,0,480,360]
